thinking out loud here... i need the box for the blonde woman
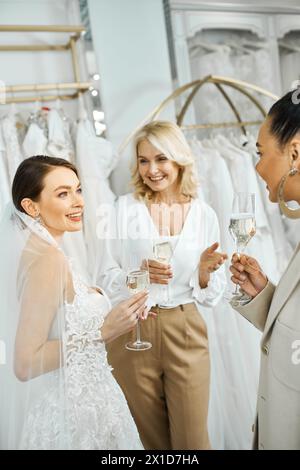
[99,121,227,450]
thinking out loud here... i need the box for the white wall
[88,0,175,195]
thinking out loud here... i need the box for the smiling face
[256,119,300,203]
[21,166,84,240]
[137,139,181,196]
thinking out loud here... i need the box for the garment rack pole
[0,25,84,51]
[0,82,91,105]
[0,25,84,34]
[1,82,91,93]
[181,120,263,130]
[0,45,69,51]
[3,92,79,104]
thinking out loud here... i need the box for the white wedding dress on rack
[0,123,11,215]
[22,121,47,157]
[47,106,74,162]
[190,137,261,449]
[1,104,23,183]
[75,97,117,282]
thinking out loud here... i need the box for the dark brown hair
[12,155,78,213]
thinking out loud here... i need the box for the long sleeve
[232,281,276,332]
[98,195,228,310]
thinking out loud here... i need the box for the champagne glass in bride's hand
[125,254,152,351]
[228,192,256,306]
[153,227,173,305]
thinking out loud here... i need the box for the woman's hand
[199,242,228,288]
[147,259,173,285]
[101,290,148,343]
[230,254,268,298]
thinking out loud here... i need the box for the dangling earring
[277,167,300,219]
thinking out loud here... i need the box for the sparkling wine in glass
[153,241,173,265]
[126,270,150,294]
[228,193,256,306]
[125,257,152,351]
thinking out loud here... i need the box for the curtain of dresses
[0,98,117,282]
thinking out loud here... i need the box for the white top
[98,193,226,309]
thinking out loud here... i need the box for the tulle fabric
[0,204,68,448]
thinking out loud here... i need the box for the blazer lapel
[262,243,300,341]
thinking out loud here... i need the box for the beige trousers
[106,302,211,450]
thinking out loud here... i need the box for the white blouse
[98,193,226,309]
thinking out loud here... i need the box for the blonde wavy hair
[130,120,198,200]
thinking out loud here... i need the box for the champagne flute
[153,227,173,306]
[228,192,256,306]
[125,255,152,351]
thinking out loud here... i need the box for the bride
[0,155,145,450]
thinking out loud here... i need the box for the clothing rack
[119,75,278,153]
[0,24,92,104]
